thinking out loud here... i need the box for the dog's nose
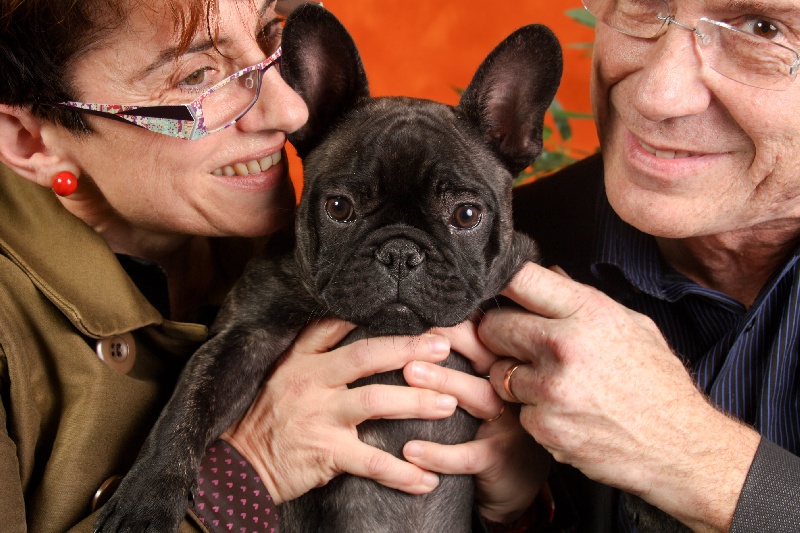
[375,239,425,280]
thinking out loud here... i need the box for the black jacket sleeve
[731,438,800,532]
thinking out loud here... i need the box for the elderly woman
[0,0,549,531]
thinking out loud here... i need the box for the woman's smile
[212,149,282,177]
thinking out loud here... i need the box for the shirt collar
[591,192,671,300]
[0,165,164,338]
[589,189,800,310]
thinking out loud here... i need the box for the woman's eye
[325,197,356,223]
[258,18,284,55]
[450,204,482,229]
[181,68,211,87]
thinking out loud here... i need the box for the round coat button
[95,332,136,374]
[91,475,123,512]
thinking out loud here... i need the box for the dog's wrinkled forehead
[302,97,506,197]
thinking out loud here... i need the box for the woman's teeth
[639,140,690,159]
[212,151,282,176]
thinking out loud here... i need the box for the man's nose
[631,24,713,122]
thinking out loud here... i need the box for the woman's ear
[0,105,79,188]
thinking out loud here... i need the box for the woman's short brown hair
[0,0,219,131]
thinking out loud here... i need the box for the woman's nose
[236,66,309,135]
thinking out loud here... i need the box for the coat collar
[0,165,164,338]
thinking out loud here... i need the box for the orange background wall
[287,0,598,192]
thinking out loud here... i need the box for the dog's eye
[450,204,482,229]
[325,197,356,223]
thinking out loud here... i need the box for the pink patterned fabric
[194,439,280,533]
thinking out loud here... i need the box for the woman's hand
[223,318,461,505]
[401,321,551,524]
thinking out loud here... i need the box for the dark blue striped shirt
[590,196,800,531]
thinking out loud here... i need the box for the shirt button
[91,475,123,512]
[95,332,136,374]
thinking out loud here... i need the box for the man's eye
[731,15,797,42]
[744,18,781,40]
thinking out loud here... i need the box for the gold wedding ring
[503,363,524,403]
[484,403,505,422]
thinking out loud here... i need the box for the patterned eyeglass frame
[51,47,283,141]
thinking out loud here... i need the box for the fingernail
[411,361,430,381]
[422,473,439,489]
[427,335,450,356]
[405,442,424,457]
[437,394,457,410]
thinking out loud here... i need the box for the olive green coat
[0,165,243,532]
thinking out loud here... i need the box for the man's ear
[0,105,79,187]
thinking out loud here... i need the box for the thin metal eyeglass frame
[582,0,800,90]
[50,47,283,140]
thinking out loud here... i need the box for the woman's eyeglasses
[49,47,283,140]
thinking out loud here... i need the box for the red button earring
[52,171,78,197]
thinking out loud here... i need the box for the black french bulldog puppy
[95,5,562,533]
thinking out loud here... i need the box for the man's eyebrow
[723,0,799,17]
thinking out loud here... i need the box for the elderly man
[479,0,800,530]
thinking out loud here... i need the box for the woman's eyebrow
[135,0,275,81]
[261,0,277,17]
[137,39,227,81]
[133,0,277,81]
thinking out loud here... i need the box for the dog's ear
[282,4,369,158]
[458,25,563,177]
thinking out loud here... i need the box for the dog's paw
[93,462,193,533]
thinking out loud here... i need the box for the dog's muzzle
[375,238,425,280]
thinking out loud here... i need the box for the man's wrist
[646,404,761,532]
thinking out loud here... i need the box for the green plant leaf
[549,99,572,141]
[565,8,596,28]
[550,109,594,121]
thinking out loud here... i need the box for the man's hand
[479,262,761,532]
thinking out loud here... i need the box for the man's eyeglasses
[582,0,800,91]
[49,47,283,140]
